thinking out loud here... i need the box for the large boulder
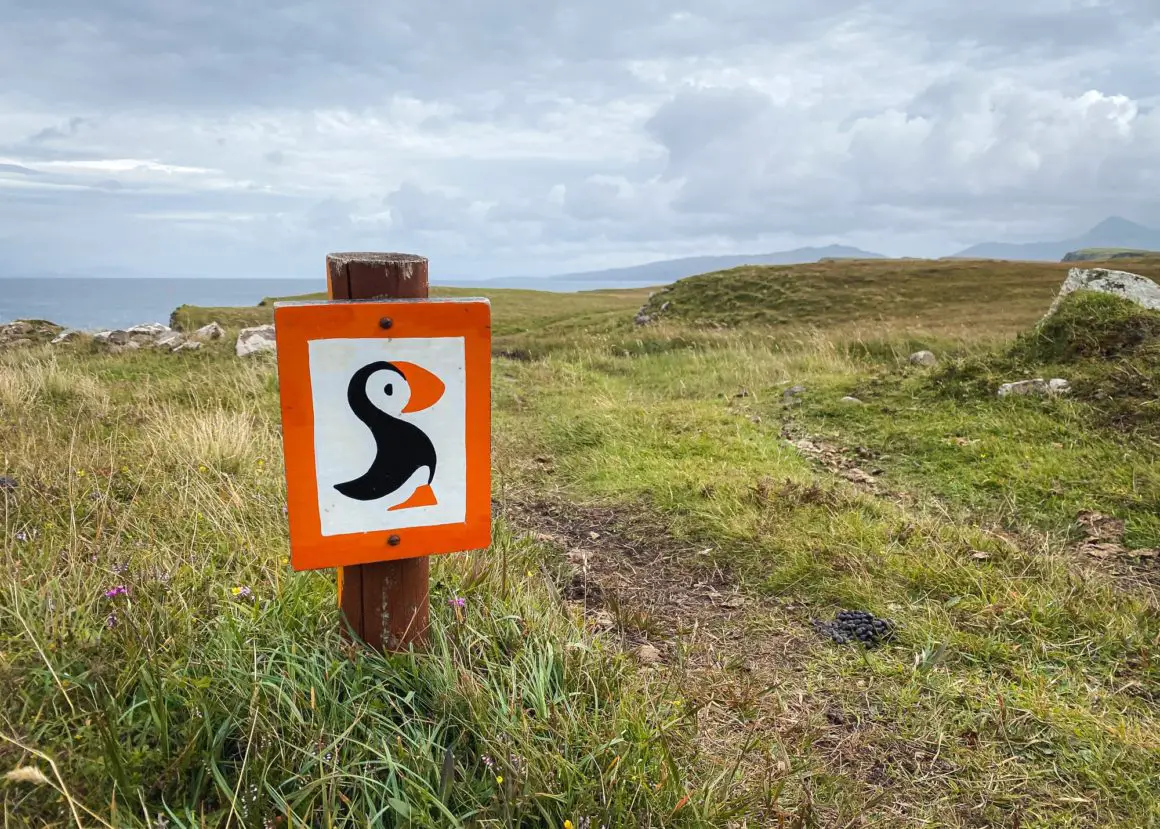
[236,325,276,357]
[1045,268,1160,318]
[50,329,84,345]
[192,322,225,341]
[125,323,172,346]
[125,322,170,338]
[908,350,938,367]
[155,330,186,350]
[0,319,63,347]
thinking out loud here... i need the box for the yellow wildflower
[564,822,574,829]
[75,469,85,477]
[495,775,503,784]
[198,465,208,473]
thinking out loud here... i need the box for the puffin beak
[394,362,446,413]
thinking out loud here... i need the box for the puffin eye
[384,383,393,395]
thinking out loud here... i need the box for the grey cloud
[29,116,90,143]
[1,0,1158,277]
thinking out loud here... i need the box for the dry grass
[142,405,267,474]
[0,351,109,414]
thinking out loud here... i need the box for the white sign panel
[307,336,467,537]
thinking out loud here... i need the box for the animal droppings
[811,609,896,648]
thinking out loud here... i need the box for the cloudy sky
[2,1,1158,279]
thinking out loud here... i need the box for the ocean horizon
[0,275,657,330]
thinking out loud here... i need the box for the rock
[106,330,131,346]
[236,325,277,357]
[3,321,33,337]
[634,643,663,665]
[0,475,17,490]
[998,379,1047,397]
[840,396,864,404]
[173,340,202,353]
[997,378,1070,398]
[1046,268,1160,318]
[589,609,616,631]
[633,311,653,327]
[660,301,671,312]
[155,330,186,349]
[109,341,142,354]
[0,319,62,346]
[192,322,225,341]
[908,350,938,367]
[124,322,170,337]
[783,384,807,401]
[50,329,84,345]
[92,331,113,344]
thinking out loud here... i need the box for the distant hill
[1061,247,1160,263]
[545,245,885,284]
[954,217,1160,262]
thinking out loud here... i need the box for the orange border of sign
[273,299,491,571]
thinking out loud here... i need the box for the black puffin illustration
[334,360,445,511]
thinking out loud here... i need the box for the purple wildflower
[448,596,467,609]
[15,531,27,543]
[482,754,495,769]
[104,585,128,599]
[105,612,118,629]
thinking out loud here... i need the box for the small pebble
[0,475,17,490]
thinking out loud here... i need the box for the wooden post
[327,252,431,653]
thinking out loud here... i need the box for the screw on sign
[273,253,492,652]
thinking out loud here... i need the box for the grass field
[3,258,1159,826]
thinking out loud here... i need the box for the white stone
[1046,268,1160,318]
[124,322,171,337]
[999,379,1048,397]
[236,324,277,357]
[50,329,83,345]
[173,340,202,353]
[908,350,938,366]
[998,378,1073,398]
[192,322,225,341]
[155,330,186,349]
[92,331,113,343]
[840,396,864,404]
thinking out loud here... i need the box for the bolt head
[387,534,401,546]
[379,317,393,330]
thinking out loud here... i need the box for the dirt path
[501,495,952,827]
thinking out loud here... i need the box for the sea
[0,276,654,331]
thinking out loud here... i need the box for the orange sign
[273,298,491,571]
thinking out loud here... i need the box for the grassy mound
[638,258,1160,335]
[933,291,1160,434]
[171,286,651,344]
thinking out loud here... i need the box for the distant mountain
[953,217,1160,261]
[544,245,886,284]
